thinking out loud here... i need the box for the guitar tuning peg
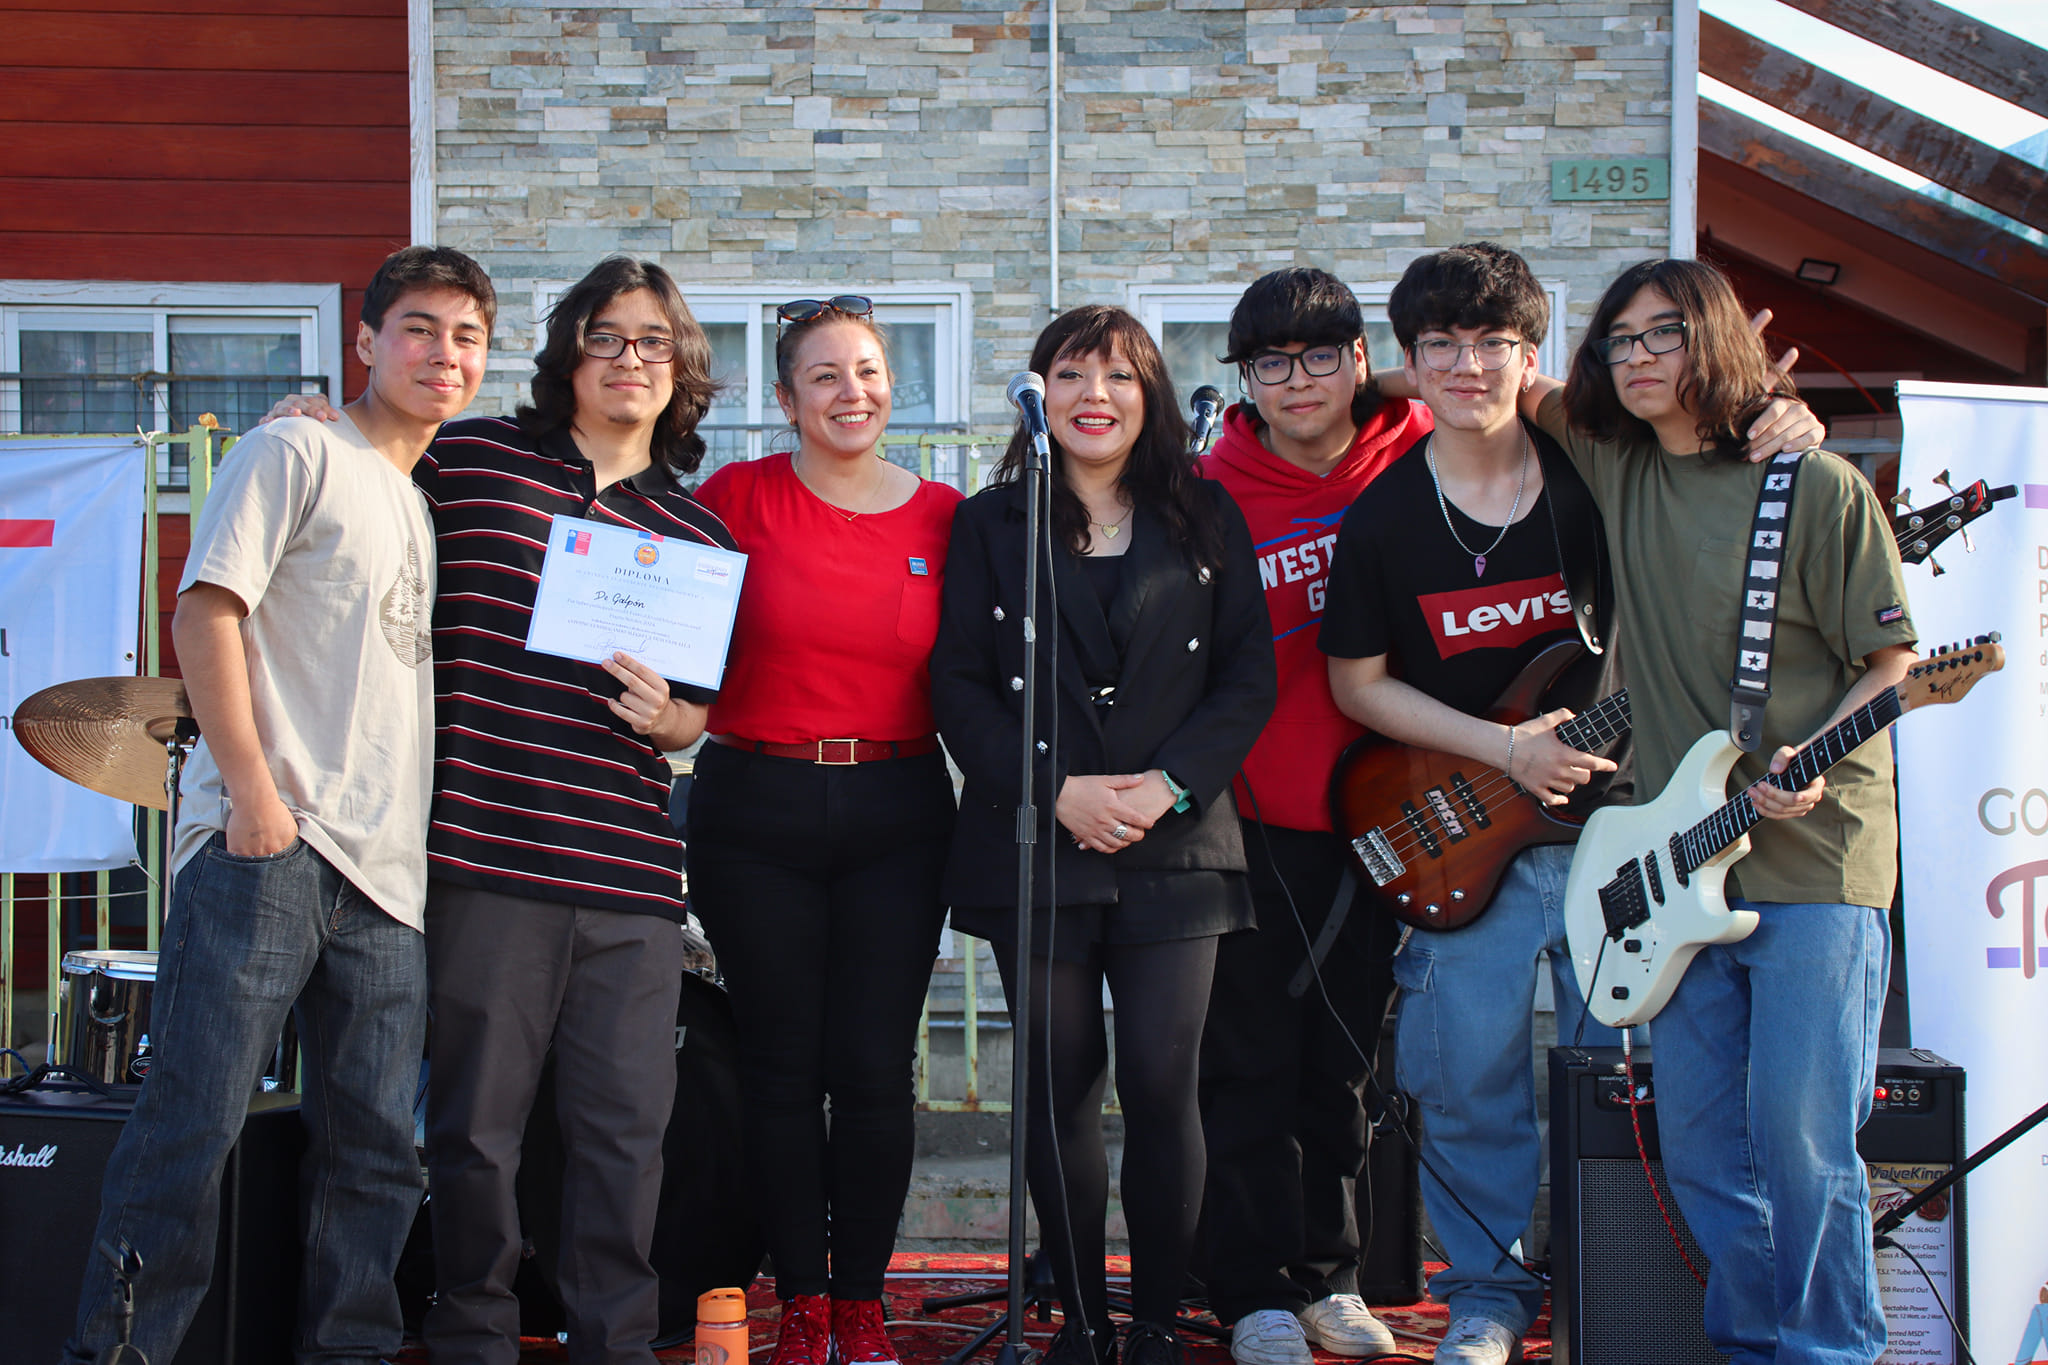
[1933,469,1955,493]
[1928,558,1945,576]
[1891,488,1914,509]
[1959,527,1975,554]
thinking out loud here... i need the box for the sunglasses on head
[777,295,875,327]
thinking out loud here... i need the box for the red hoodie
[1199,397,1434,831]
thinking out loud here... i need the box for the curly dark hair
[1385,242,1550,353]
[1221,267,1380,432]
[1562,258,1786,461]
[517,256,718,476]
[992,305,1222,567]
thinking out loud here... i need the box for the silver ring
[1111,824,1128,841]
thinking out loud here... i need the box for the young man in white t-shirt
[62,246,496,1365]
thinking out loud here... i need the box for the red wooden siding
[1,1,413,401]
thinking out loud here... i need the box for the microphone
[1006,371,1051,461]
[1189,384,1223,455]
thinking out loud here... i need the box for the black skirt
[949,866,1252,963]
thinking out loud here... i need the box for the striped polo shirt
[417,415,736,920]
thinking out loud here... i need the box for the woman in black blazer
[931,306,1277,1365]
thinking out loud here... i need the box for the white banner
[1895,381,2048,1359]
[0,437,148,871]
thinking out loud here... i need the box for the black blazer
[931,477,1277,910]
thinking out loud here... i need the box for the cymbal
[13,677,194,811]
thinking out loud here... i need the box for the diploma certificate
[525,514,747,691]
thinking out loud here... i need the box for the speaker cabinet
[1548,1046,1966,1365]
[1359,1071,1426,1303]
[0,1085,304,1365]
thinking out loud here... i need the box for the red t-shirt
[695,453,963,744]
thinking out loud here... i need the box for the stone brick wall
[433,1,1676,424]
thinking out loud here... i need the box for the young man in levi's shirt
[1317,244,1626,1365]
[1194,268,1428,1365]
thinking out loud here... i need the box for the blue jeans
[1652,898,1888,1365]
[65,834,428,1365]
[1389,842,1621,1334]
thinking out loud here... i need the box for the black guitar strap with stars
[1728,449,1806,752]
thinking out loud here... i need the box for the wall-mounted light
[1796,258,1842,286]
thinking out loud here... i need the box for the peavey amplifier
[1548,1046,1967,1365]
[0,1084,304,1365]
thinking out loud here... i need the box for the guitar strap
[1287,867,1356,999]
[1728,450,1807,751]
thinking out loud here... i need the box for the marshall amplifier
[1548,1046,1967,1365]
[0,1084,304,1365]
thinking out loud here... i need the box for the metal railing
[0,375,321,487]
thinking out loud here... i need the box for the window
[1126,280,1569,413]
[0,282,342,486]
[528,281,974,484]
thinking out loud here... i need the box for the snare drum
[58,949,158,1085]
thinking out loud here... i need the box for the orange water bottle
[696,1287,750,1365]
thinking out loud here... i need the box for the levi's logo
[1420,573,1571,658]
[0,1142,57,1169]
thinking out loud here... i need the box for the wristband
[1161,770,1192,813]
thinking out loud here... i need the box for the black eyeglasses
[1593,320,1688,366]
[1246,345,1348,385]
[584,332,676,363]
[1413,337,1524,372]
[777,295,875,327]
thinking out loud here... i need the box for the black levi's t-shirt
[1320,432,1588,720]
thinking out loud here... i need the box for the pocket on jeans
[208,834,305,865]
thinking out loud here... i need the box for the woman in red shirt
[687,297,962,1365]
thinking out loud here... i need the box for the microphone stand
[995,398,1049,1365]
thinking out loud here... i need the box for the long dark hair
[992,305,1222,566]
[518,256,719,476]
[1563,258,1786,460]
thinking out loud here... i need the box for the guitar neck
[1672,687,1904,876]
[1554,688,1630,754]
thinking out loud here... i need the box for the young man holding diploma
[269,255,738,1365]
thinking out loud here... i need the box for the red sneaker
[831,1297,899,1365]
[769,1294,833,1365]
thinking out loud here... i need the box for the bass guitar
[1329,640,1630,932]
[1565,635,2003,1028]
[1892,471,2017,571]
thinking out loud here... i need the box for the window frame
[0,281,343,437]
[527,280,976,430]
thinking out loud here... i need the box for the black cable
[1239,776,1546,1288]
[1874,1234,1977,1365]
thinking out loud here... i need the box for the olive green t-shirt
[1536,390,1915,907]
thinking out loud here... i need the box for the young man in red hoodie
[1195,268,1432,1365]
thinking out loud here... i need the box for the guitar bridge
[1352,828,1403,887]
[1449,772,1491,829]
[1598,860,1651,940]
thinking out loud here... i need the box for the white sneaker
[1433,1315,1522,1365]
[1229,1309,1313,1365]
[1296,1295,1396,1359]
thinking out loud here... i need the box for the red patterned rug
[394,1254,1551,1362]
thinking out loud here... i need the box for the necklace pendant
[1102,523,1120,539]
[1473,554,1487,578]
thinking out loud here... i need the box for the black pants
[993,933,1219,1329]
[686,743,953,1300]
[424,884,685,1365]
[1195,823,1399,1324]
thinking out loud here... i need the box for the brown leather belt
[708,733,941,765]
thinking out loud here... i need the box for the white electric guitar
[1566,635,2003,1028]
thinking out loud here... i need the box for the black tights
[993,935,1219,1329]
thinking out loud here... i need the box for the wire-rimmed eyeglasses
[1413,337,1525,372]
[777,295,875,328]
[1592,320,1688,366]
[584,332,676,363]
[1245,345,1348,386]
